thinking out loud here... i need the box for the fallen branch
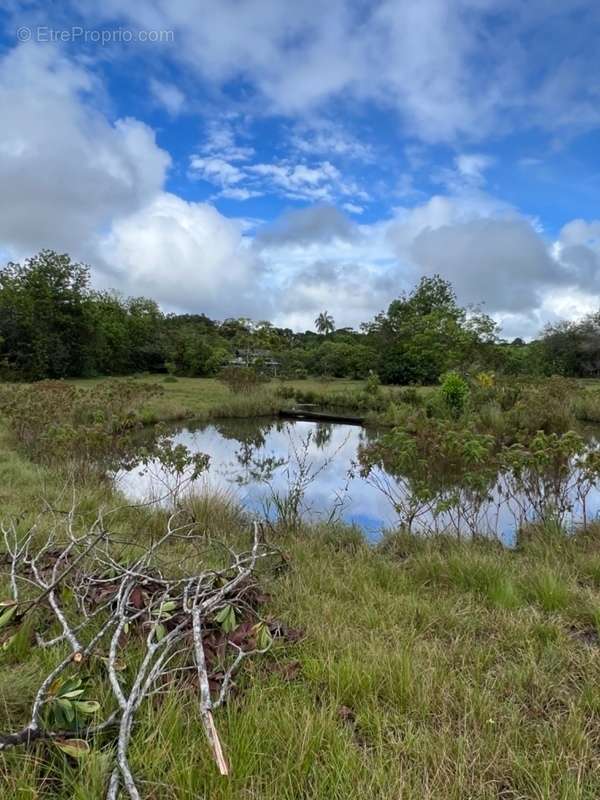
[0,493,282,799]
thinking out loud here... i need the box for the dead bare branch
[0,490,282,800]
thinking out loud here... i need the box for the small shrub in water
[508,377,574,435]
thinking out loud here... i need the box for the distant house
[228,348,280,375]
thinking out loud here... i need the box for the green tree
[314,311,335,336]
[366,275,497,384]
[125,297,164,372]
[86,291,132,374]
[0,250,94,379]
[536,316,600,377]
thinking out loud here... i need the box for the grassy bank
[68,376,374,426]
[67,373,600,433]
[2,379,600,798]
[69,375,286,424]
[2,480,600,798]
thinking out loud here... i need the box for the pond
[116,418,393,537]
[115,417,600,546]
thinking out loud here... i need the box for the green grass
[68,375,371,425]
[4,508,600,798]
[2,379,600,798]
[69,374,435,425]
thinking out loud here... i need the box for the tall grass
[573,390,600,423]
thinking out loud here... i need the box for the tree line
[0,250,596,383]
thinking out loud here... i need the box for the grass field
[1,377,600,798]
[68,375,370,424]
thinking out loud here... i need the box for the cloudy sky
[1,1,599,338]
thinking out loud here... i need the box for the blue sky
[0,1,599,337]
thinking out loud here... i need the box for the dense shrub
[2,249,600,386]
[218,366,269,394]
[364,371,381,396]
[439,372,470,417]
[396,387,423,406]
[573,390,600,423]
[507,377,575,435]
[0,379,162,469]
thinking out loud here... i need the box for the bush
[507,377,575,435]
[218,366,268,394]
[0,379,162,470]
[474,371,495,390]
[367,401,418,428]
[274,385,390,412]
[475,402,507,440]
[395,387,422,406]
[439,371,469,417]
[364,370,381,396]
[573,390,600,423]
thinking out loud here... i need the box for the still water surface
[116,417,600,546]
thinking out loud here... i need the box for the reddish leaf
[228,621,254,647]
[129,586,144,609]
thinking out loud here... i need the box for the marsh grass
[573,390,600,423]
[65,374,592,441]
[98,378,285,425]
[3,378,600,797]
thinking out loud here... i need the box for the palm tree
[315,311,335,336]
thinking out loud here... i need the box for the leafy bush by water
[439,371,469,417]
[0,379,162,470]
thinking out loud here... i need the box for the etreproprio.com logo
[16,26,175,44]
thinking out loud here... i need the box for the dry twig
[0,487,282,799]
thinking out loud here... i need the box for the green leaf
[52,704,65,728]
[54,738,90,758]
[254,622,273,650]
[154,623,167,642]
[61,688,86,700]
[73,700,101,715]
[215,605,237,634]
[57,677,83,697]
[56,697,74,723]
[0,604,17,630]
[151,599,178,617]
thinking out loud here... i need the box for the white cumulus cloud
[97,192,267,317]
[0,43,170,259]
